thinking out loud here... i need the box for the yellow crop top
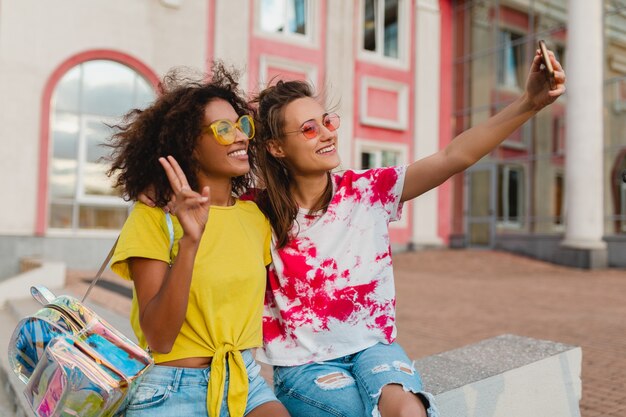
[111,201,271,417]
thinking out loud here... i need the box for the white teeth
[229,150,247,157]
[317,145,335,154]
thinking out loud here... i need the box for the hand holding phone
[538,40,556,90]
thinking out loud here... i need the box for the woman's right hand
[159,156,210,243]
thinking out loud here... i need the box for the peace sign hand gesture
[159,156,210,243]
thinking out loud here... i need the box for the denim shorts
[273,342,439,417]
[124,350,278,417]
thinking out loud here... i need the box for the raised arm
[401,48,566,203]
[130,156,210,353]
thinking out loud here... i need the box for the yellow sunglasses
[205,115,255,145]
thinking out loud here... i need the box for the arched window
[48,60,155,231]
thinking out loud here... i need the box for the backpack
[7,212,174,416]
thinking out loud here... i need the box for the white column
[562,0,606,252]
[412,0,443,247]
[325,0,355,167]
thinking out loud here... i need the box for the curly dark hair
[107,62,256,207]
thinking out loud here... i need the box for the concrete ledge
[0,261,65,306]
[415,334,581,417]
[494,234,609,269]
[0,235,115,281]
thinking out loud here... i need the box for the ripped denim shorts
[273,342,439,417]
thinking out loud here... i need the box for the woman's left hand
[525,48,566,111]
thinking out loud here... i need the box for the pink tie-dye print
[258,167,407,366]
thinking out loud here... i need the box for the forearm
[447,93,538,169]
[140,237,199,353]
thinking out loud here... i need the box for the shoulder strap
[165,212,175,257]
[81,210,175,302]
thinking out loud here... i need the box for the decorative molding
[359,77,408,130]
[258,54,318,86]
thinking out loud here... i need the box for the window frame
[553,172,565,230]
[255,0,318,47]
[359,76,409,130]
[613,77,626,113]
[495,27,526,92]
[355,138,408,228]
[497,164,525,229]
[47,60,153,234]
[258,54,318,86]
[358,0,410,69]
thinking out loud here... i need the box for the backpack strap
[30,286,57,306]
[81,211,175,303]
[165,212,175,262]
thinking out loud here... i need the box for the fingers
[178,187,209,206]
[158,156,191,193]
[548,51,566,93]
[201,186,211,200]
[164,194,177,214]
[553,69,566,85]
[548,50,564,72]
[548,84,566,97]
[167,156,191,190]
[531,51,543,72]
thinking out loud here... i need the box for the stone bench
[415,334,582,417]
[0,265,581,417]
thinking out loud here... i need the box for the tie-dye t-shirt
[257,166,406,366]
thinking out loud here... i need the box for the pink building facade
[224,0,455,249]
[0,0,456,280]
[1,0,623,275]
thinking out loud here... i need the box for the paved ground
[391,249,626,417]
[67,249,626,417]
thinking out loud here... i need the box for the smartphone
[538,40,556,90]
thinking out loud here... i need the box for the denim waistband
[142,349,254,388]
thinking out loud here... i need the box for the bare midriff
[157,356,213,368]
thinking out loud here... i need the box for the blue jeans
[273,342,439,417]
[125,350,278,417]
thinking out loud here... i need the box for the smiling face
[270,97,341,176]
[194,98,251,182]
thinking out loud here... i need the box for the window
[362,0,401,59]
[48,60,155,231]
[260,0,308,37]
[614,78,626,113]
[497,165,524,227]
[554,174,564,225]
[497,29,525,89]
[554,44,566,65]
[621,182,626,232]
[552,115,566,155]
[360,148,401,169]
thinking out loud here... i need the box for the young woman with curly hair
[107,63,290,417]
[251,49,566,417]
